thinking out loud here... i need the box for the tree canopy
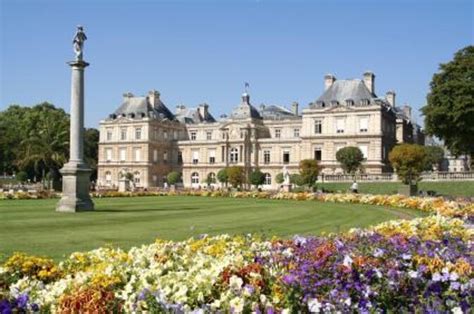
[227,166,245,188]
[423,146,445,171]
[422,46,474,157]
[335,146,364,175]
[217,168,229,185]
[167,171,182,185]
[389,144,427,185]
[0,103,99,185]
[249,169,265,187]
[299,159,320,186]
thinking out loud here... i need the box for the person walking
[351,180,358,193]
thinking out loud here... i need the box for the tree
[217,168,229,186]
[389,144,427,185]
[15,171,28,183]
[227,166,245,188]
[206,173,216,186]
[290,173,304,186]
[167,171,181,185]
[335,147,364,175]
[422,46,474,157]
[275,173,284,184]
[299,159,320,186]
[423,146,445,171]
[84,128,99,182]
[249,169,265,188]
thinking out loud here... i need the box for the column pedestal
[57,162,94,212]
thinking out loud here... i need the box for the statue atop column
[73,25,87,61]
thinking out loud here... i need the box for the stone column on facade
[56,26,94,212]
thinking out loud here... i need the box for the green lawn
[0,196,424,260]
[319,181,474,197]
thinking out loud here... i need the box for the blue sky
[1,0,472,128]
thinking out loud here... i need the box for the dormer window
[330,100,339,107]
[129,113,135,118]
[316,101,325,108]
[345,99,354,106]
[360,99,370,106]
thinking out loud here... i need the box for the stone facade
[98,72,421,189]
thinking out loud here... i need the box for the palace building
[98,72,424,189]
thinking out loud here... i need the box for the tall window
[106,129,113,141]
[134,148,141,162]
[264,173,272,185]
[208,149,216,164]
[336,117,345,133]
[293,128,300,138]
[206,131,212,140]
[163,151,168,162]
[314,119,322,134]
[264,150,271,164]
[105,148,112,161]
[230,148,239,163]
[190,131,197,141]
[153,149,158,162]
[208,172,216,184]
[178,151,183,164]
[275,129,281,138]
[283,151,290,164]
[359,116,369,133]
[191,172,199,184]
[105,171,112,185]
[314,149,322,161]
[119,148,126,162]
[135,128,142,140]
[192,150,199,164]
[134,171,140,185]
[163,130,168,139]
[120,128,127,140]
[173,130,178,140]
[359,145,368,160]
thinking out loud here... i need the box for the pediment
[324,105,355,113]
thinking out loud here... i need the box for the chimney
[403,104,412,120]
[148,90,160,108]
[363,71,375,94]
[122,92,134,100]
[291,102,299,115]
[324,74,336,90]
[197,103,209,120]
[385,90,396,107]
[175,104,186,114]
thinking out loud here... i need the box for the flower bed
[0,216,472,313]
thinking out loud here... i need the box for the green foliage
[122,172,134,181]
[217,168,229,185]
[275,173,284,184]
[227,166,245,188]
[299,159,320,186]
[423,146,445,171]
[84,128,99,181]
[335,147,364,175]
[389,144,427,185]
[15,171,28,183]
[206,173,216,185]
[249,169,265,187]
[167,171,182,185]
[290,173,304,186]
[422,46,474,157]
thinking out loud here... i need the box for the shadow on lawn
[95,207,201,213]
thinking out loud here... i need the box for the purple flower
[15,294,28,310]
[0,299,12,314]
[282,274,296,286]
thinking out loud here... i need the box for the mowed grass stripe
[0,196,424,260]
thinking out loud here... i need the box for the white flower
[308,298,322,313]
[402,253,412,260]
[408,270,418,279]
[373,248,384,257]
[229,275,243,292]
[260,294,267,305]
[344,297,351,306]
[451,306,463,314]
[432,272,442,282]
[449,272,459,281]
[229,296,244,313]
[343,255,353,267]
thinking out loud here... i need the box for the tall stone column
[56,26,94,212]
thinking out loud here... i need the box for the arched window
[191,172,199,184]
[105,171,112,185]
[264,173,272,185]
[230,147,239,163]
[134,171,140,185]
[207,172,216,184]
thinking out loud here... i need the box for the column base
[56,162,95,212]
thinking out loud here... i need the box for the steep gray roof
[175,107,216,124]
[259,104,299,120]
[314,79,378,107]
[230,93,262,120]
[111,96,175,120]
